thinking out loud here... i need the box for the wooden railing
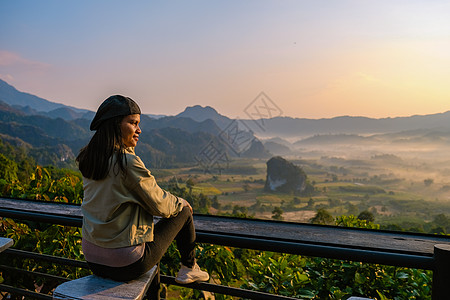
[1,197,450,299]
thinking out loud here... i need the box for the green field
[156,148,450,231]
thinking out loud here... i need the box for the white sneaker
[175,262,209,284]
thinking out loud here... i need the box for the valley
[155,139,450,232]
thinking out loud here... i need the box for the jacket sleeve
[124,154,183,218]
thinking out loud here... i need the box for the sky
[1,0,450,119]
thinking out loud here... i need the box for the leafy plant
[242,251,315,299]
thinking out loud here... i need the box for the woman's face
[120,114,141,147]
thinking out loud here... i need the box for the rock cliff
[264,156,307,194]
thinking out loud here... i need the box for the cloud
[355,72,381,83]
[0,50,50,69]
[0,74,15,81]
[0,50,51,86]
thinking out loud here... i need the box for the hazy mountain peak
[178,105,221,122]
[175,104,236,131]
[0,79,91,115]
[0,79,66,112]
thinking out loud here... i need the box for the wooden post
[433,244,450,300]
[146,263,160,300]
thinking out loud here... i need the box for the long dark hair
[76,116,127,180]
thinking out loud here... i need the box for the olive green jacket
[81,148,183,248]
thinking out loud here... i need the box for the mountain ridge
[0,96,250,168]
[0,79,89,114]
[2,78,450,141]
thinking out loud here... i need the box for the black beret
[90,95,141,131]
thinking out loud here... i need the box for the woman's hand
[181,198,193,214]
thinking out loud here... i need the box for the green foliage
[0,137,36,182]
[358,210,375,222]
[186,177,196,194]
[306,257,431,299]
[310,208,334,225]
[164,182,212,214]
[0,153,19,182]
[271,206,284,220]
[336,215,380,230]
[160,242,181,276]
[0,165,84,203]
[0,153,87,297]
[241,215,431,299]
[338,185,386,195]
[198,244,245,285]
[0,218,90,296]
[301,180,316,197]
[242,251,315,298]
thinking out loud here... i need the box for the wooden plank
[2,197,450,257]
[0,198,82,218]
[52,265,158,300]
[194,215,450,256]
[0,237,13,253]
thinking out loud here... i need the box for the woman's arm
[124,154,184,217]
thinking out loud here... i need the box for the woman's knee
[177,205,193,222]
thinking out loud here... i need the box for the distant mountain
[294,134,377,146]
[13,106,94,121]
[176,105,259,153]
[0,99,92,166]
[241,139,271,159]
[176,105,234,129]
[263,141,292,156]
[4,78,450,140]
[136,127,229,168]
[292,130,450,148]
[41,107,94,120]
[8,79,450,168]
[145,113,166,119]
[0,99,236,168]
[140,115,223,136]
[246,112,450,138]
[0,81,272,168]
[0,79,90,115]
[0,99,25,115]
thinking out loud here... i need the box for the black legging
[87,206,196,281]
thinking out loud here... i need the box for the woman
[77,95,209,283]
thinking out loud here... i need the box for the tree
[424,178,434,187]
[432,214,450,233]
[433,214,449,227]
[272,206,283,220]
[232,205,249,218]
[310,209,334,225]
[186,178,195,194]
[196,193,211,214]
[211,195,221,209]
[0,153,19,183]
[167,176,179,189]
[358,210,375,222]
[346,203,359,215]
